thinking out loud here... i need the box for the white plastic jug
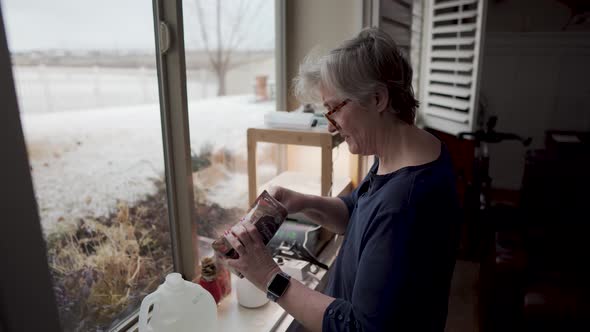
[139,273,217,332]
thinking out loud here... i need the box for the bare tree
[193,0,268,96]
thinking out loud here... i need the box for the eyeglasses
[323,98,351,129]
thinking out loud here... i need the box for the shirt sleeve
[322,208,411,332]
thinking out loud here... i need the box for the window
[181,0,278,241]
[2,0,283,329]
[2,0,290,329]
[3,0,173,330]
[418,0,487,135]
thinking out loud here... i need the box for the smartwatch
[266,271,291,302]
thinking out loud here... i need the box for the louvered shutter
[419,0,487,135]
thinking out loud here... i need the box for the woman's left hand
[223,222,281,291]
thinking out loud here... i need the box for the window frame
[152,0,197,281]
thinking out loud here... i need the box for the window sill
[120,235,342,332]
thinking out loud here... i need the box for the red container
[199,277,222,304]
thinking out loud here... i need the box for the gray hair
[293,27,418,124]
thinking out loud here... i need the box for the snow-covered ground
[21,95,277,231]
[13,66,217,114]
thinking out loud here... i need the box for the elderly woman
[223,27,460,331]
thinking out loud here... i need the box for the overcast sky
[1,0,274,52]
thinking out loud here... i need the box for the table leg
[321,145,332,197]
[247,130,257,205]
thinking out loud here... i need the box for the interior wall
[284,0,362,184]
[480,0,590,190]
[285,0,362,112]
[486,0,590,32]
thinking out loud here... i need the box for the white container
[236,277,269,308]
[139,273,217,332]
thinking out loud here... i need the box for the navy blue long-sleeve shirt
[322,145,460,331]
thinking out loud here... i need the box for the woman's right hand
[268,186,306,214]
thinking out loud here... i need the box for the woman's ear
[375,86,389,114]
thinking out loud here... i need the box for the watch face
[268,273,290,295]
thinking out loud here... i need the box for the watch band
[266,271,291,302]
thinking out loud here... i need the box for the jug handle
[139,293,158,332]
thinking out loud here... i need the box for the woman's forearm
[277,277,335,332]
[299,195,350,234]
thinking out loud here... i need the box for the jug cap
[164,273,184,290]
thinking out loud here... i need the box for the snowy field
[13,66,218,114]
[16,66,277,231]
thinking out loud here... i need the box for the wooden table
[247,127,357,205]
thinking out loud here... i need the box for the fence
[13,65,217,114]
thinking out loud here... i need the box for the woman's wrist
[262,265,283,291]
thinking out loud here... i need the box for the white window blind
[419,0,487,135]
